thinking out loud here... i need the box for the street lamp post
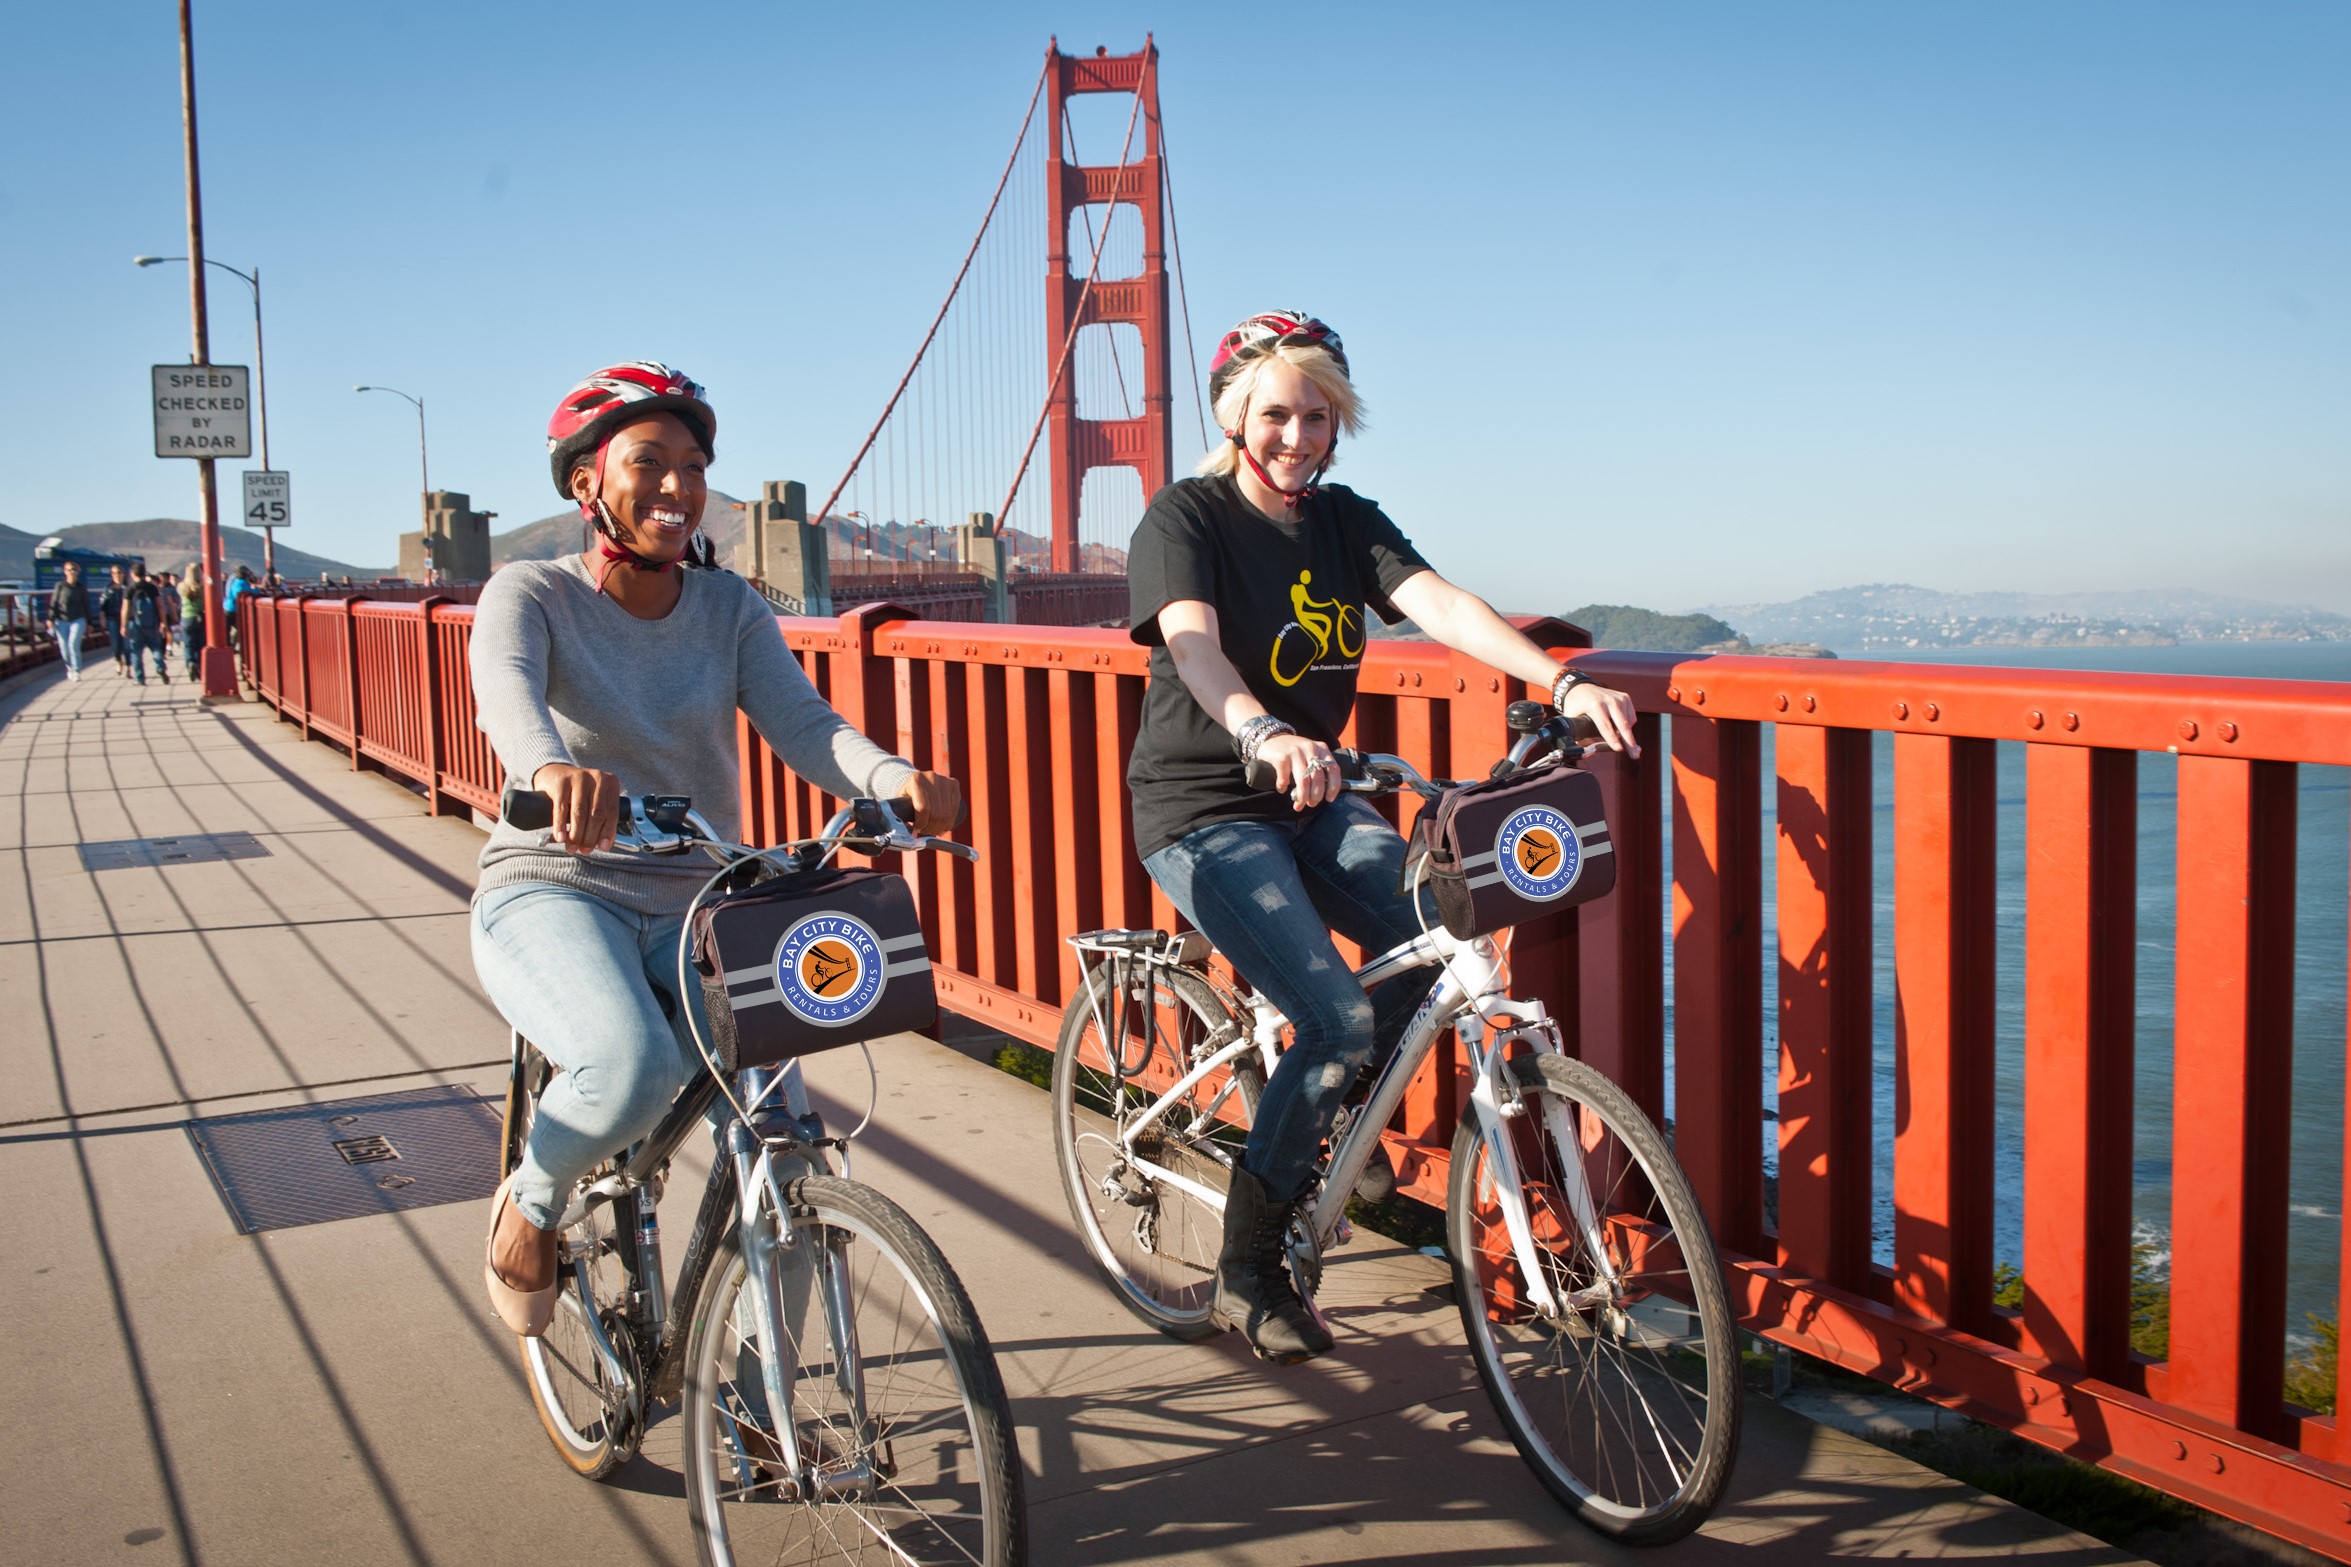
[137,253,272,580]
[355,385,429,582]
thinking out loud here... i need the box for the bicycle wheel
[500,1036,639,1479]
[681,1174,1025,1566]
[1447,1051,1740,1544]
[1052,961,1261,1338]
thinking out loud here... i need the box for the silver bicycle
[496,790,1027,1566]
[1049,706,1741,1544]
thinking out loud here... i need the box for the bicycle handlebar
[497,784,979,863]
[1242,712,1603,797]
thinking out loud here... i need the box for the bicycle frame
[1087,918,1621,1323]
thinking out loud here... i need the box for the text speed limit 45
[242,470,291,529]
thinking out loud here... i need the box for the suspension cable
[1161,115,1210,453]
[996,48,1154,535]
[814,54,1052,537]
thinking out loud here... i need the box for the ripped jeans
[1143,795,1438,1204]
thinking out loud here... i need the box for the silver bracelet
[1233,713,1295,764]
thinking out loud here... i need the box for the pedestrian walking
[48,560,90,681]
[179,567,206,680]
[101,565,129,678]
[123,564,168,686]
[223,565,254,656]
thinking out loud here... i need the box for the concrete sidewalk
[0,663,2142,1565]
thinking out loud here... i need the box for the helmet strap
[1233,427,1333,510]
[579,438,680,591]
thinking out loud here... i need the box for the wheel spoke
[1449,1052,1738,1541]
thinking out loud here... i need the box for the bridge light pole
[138,253,275,582]
[355,385,429,575]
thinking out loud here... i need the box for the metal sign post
[241,470,290,530]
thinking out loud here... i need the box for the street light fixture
[355,385,430,582]
[136,252,275,579]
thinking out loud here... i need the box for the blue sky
[8,1,2345,612]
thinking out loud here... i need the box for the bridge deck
[1,664,2141,1564]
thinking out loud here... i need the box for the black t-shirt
[1126,475,1431,857]
[128,580,161,628]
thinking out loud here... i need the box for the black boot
[1211,1169,1334,1363]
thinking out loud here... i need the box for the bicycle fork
[724,1069,879,1504]
[1463,1021,1625,1324]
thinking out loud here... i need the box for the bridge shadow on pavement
[0,665,2141,1564]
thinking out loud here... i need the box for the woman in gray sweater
[471,362,960,1335]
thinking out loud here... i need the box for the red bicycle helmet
[545,361,715,501]
[1206,311,1347,410]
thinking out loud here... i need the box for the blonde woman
[1124,310,1640,1362]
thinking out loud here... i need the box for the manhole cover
[185,1085,502,1234]
[78,832,270,872]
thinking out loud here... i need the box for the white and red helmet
[545,361,715,501]
[1206,311,1347,409]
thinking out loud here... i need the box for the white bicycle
[1049,705,1741,1544]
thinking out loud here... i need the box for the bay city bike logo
[772,912,889,1028]
[1268,569,1365,688]
[1494,804,1583,902]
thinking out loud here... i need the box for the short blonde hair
[1195,344,1367,478]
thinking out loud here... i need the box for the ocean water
[1651,641,2351,1350]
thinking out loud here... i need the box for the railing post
[295,599,313,741]
[416,596,459,816]
[341,597,367,768]
[2022,743,2137,1379]
[832,600,911,747]
[1671,714,1765,1257]
[1774,723,1875,1290]
[1575,711,1665,1120]
[2168,755,2297,1439]
[1891,732,1998,1334]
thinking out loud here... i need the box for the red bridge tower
[1043,38,1170,572]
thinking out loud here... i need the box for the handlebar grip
[1563,713,1604,745]
[886,794,969,829]
[1244,746,1366,794]
[500,783,554,831]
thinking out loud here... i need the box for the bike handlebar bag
[688,866,936,1072]
[1404,760,1615,939]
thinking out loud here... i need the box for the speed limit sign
[242,469,291,529]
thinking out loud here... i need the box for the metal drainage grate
[184,1085,502,1235]
[79,832,270,872]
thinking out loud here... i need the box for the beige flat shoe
[484,1171,559,1337]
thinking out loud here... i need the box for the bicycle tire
[1447,1051,1741,1544]
[500,1036,639,1480]
[681,1174,1026,1567]
[1051,961,1261,1338]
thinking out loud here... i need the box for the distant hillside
[493,490,746,567]
[1699,583,2351,651]
[10,520,387,582]
[489,494,1128,574]
[1564,604,1745,653]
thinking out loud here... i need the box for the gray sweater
[469,558,915,914]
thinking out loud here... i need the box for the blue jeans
[127,622,163,682]
[470,881,717,1230]
[53,618,86,675]
[1143,795,1438,1203]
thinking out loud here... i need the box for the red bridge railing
[233,590,2351,1557]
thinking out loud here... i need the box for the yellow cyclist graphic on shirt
[1269,570,1366,688]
